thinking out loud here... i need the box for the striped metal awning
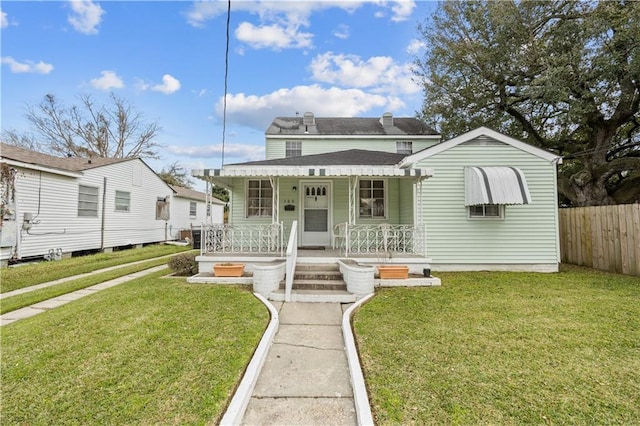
[464,166,531,206]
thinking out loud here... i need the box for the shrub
[168,252,198,276]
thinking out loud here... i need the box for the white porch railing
[342,224,426,256]
[201,223,284,256]
[285,221,298,302]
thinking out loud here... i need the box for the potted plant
[376,250,409,279]
[213,262,245,277]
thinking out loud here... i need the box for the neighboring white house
[168,184,225,241]
[192,112,562,273]
[0,143,216,264]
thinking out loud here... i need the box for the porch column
[269,176,279,224]
[348,176,358,225]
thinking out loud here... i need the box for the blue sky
[1,1,437,188]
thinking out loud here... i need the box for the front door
[300,182,331,247]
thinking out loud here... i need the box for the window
[286,141,302,157]
[469,204,504,219]
[396,140,413,154]
[359,179,385,218]
[156,197,170,220]
[78,185,99,217]
[189,201,197,217]
[115,190,130,212]
[246,179,273,218]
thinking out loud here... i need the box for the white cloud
[308,52,420,95]
[235,22,312,50]
[152,74,181,94]
[387,0,416,22]
[1,56,53,74]
[166,143,265,162]
[214,84,399,131]
[1,10,9,28]
[333,24,349,40]
[406,38,426,55]
[68,0,104,35]
[90,70,124,90]
[184,1,415,50]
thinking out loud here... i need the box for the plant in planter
[213,262,245,277]
[376,250,409,279]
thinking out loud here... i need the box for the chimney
[303,112,315,126]
[381,112,393,127]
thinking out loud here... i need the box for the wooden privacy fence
[559,204,640,276]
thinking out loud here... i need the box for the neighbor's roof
[226,149,408,167]
[169,184,225,204]
[266,116,439,137]
[0,142,133,174]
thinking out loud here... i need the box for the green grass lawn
[353,265,640,425]
[1,270,268,425]
[0,244,191,293]
[0,257,172,314]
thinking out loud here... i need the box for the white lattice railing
[201,223,284,255]
[342,224,426,256]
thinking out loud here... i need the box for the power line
[221,0,231,168]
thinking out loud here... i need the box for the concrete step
[269,289,358,303]
[295,263,340,272]
[280,279,347,291]
[293,271,343,280]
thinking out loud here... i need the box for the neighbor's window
[286,140,302,157]
[247,179,273,218]
[115,190,130,212]
[396,140,413,154]
[359,179,385,218]
[468,204,504,219]
[189,201,197,217]
[78,185,99,217]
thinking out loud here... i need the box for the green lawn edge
[1,257,172,314]
[353,265,640,425]
[0,244,192,293]
[1,271,269,425]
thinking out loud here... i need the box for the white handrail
[285,221,298,302]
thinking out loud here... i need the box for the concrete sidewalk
[241,302,357,426]
[0,265,168,326]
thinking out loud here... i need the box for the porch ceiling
[192,166,433,187]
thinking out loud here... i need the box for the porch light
[292,186,297,192]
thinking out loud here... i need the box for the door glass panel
[304,210,328,232]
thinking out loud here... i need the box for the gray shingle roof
[266,115,439,136]
[169,184,226,204]
[0,142,132,172]
[228,149,407,167]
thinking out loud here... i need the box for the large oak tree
[415,0,640,206]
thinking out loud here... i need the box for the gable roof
[227,149,407,168]
[398,127,562,166]
[169,184,225,205]
[266,114,439,137]
[1,142,134,174]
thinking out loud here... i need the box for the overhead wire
[221,0,231,168]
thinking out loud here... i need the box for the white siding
[8,159,176,260]
[168,197,221,239]
[265,137,439,159]
[418,140,560,267]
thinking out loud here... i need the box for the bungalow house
[0,143,212,264]
[168,183,225,241]
[191,112,562,301]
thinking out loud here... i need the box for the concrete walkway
[241,302,357,426]
[0,265,168,326]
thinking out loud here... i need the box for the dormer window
[396,141,413,154]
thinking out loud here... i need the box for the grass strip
[0,257,171,314]
[0,244,191,293]
[353,265,640,425]
[2,270,268,425]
